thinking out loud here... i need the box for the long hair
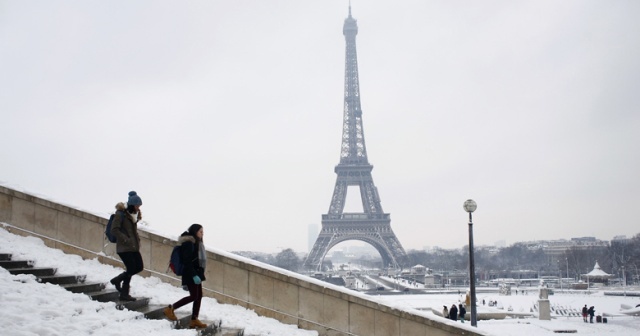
[126,204,137,214]
[188,224,203,243]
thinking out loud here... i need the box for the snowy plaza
[2,227,640,335]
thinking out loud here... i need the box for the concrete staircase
[0,253,244,336]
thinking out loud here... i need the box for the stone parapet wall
[0,185,485,336]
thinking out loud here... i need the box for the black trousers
[117,251,144,285]
[172,283,203,319]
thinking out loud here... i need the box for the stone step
[86,289,120,302]
[173,317,243,336]
[39,274,85,285]
[215,329,245,336]
[2,255,242,335]
[136,304,168,320]
[0,259,32,269]
[116,297,151,311]
[210,326,245,336]
[151,308,242,336]
[62,282,105,294]
[8,267,56,277]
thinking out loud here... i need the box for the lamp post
[463,199,478,327]
[558,260,563,291]
[622,265,626,297]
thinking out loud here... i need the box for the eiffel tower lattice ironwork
[304,7,407,272]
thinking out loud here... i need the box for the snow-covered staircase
[0,253,244,336]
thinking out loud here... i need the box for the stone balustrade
[0,185,485,336]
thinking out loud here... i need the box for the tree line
[237,233,640,284]
[401,233,640,283]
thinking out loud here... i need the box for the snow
[373,279,640,335]
[584,261,613,277]
[2,226,639,335]
[0,227,317,336]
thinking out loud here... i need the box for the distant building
[612,235,630,243]
[308,223,319,252]
[520,237,608,257]
[424,274,442,288]
[410,264,427,275]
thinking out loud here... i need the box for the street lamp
[463,199,478,327]
[557,260,563,291]
[622,265,626,297]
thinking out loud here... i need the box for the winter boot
[163,305,177,321]
[189,318,207,329]
[119,281,136,301]
[110,272,127,293]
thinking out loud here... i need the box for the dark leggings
[117,251,144,285]
[172,283,203,319]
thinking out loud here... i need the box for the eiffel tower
[304,6,407,272]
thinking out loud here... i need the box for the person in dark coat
[449,303,458,321]
[458,303,466,323]
[164,224,208,329]
[582,305,588,322]
[109,191,144,301]
[587,306,595,323]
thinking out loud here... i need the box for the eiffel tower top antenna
[341,1,368,166]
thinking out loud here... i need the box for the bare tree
[275,248,301,272]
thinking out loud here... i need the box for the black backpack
[105,212,125,243]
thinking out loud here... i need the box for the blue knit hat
[127,191,143,206]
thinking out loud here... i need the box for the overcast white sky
[1,1,639,254]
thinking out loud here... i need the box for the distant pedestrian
[163,224,208,329]
[582,305,588,322]
[109,191,144,301]
[482,299,485,306]
[449,304,458,321]
[458,304,466,323]
[587,306,595,323]
[442,305,449,318]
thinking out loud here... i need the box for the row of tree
[238,233,640,284]
[402,233,640,282]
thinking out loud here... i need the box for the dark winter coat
[111,203,141,253]
[178,233,206,286]
[459,305,466,319]
[449,305,458,320]
[587,306,595,317]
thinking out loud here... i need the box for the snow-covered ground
[1,226,639,335]
[0,227,317,336]
[371,276,640,335]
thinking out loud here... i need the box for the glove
[193,275,201,285]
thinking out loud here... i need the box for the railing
[322,213,390,220]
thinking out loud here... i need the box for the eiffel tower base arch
[304,217,407,272]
